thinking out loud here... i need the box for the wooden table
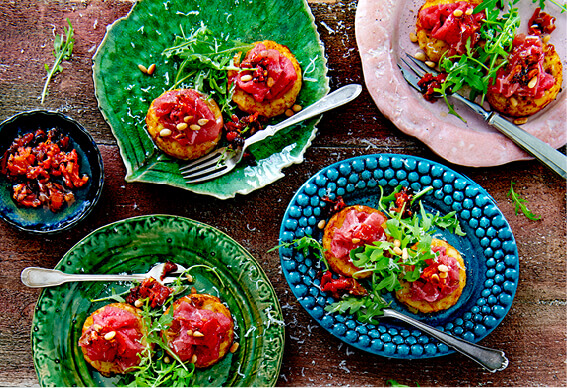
[1,0,565,386]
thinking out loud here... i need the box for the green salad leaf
[41,18,74,104]
[507,181,542,221]
[162,23,254,116]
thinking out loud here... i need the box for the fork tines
[401,53,439,77]
[179,150,224,173]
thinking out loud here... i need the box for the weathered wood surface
[0,0,565,386]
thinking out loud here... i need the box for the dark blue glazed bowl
[279,154,518,359]
[0,111,104,234]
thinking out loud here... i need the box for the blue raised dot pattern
[279,154,518,359]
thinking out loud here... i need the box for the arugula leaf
[271,235,330,271]
[41,18,74,104]
[162,23,254,116]
[507,182,541,221]
[532,0,567,12]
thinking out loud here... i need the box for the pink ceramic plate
[355,0,567,167]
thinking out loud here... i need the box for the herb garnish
[274,185,466,323]
[507,181,541,221]
[435,0,520,117]
[41,18,74,105]
[162,23,254,115]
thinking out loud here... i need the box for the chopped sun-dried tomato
[126,277,174,309]
[322,195,347,217]
[320,270,368,299]
[0,128,89,212]
[391,187,414,218]
[528,7,556,36]
[417,72,447,102]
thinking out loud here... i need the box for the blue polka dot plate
[278,154,518,359]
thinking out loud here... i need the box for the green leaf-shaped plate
[92,0,329,199]
[31,215,284,387]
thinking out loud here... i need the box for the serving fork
[180,83,363,184]
[21,262,188,287]
[398,54,567,179]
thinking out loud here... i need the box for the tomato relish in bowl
[0,110,103,234]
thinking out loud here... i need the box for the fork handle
[383,309,508,372]
[487,113,567,179]
[244,84,363,147]
[20,267,144,288]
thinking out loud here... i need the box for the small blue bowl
[0,111,104,234]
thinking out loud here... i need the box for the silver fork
[383,308,508,372]
[399,53,567,179]
[20,262,188,287]
[180,84,363,184]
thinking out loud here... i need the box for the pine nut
[177,123,188,131]
[394,239,401,248]
[187,329,193,336]
[190,124,201,131]
[240,74,253,82]
[317,219,326,229]
[184,115,193,122]
[513,117,528,125]
[138,64,148,74]
[543,35,551,44]
[104,331,116,341]
[147,63,156,75]
[159,128,172,137]
[409,32,418,43]
[439,272,448,279]
[352,238,361,244]
[134,299,143,308]
[197,119,209,126]
[453,9,463,17]
[414,52,426,61]
[292,104,302,112]
[425,60,436,68]
[191,354,198,364]
[164,356,171,364]
[465,7,474,15]
[285,109,294,117]
[93,324,102,332]
[193,330,204,337]
[438,264,449,272]
[186,274,193,282]
[528,76,538,89]
[510,97,518,107]
[267,77,275,88]
[402,247,408,261]
[393,246,403,256]
[230,342,240,353]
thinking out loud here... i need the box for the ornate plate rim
[278,154,519,359]
[30,214,284,386]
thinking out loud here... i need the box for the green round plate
[92,0,329,199]
[30,215,284,387]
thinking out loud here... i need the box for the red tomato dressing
[418,2,485,57]
[0,129,89,212]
